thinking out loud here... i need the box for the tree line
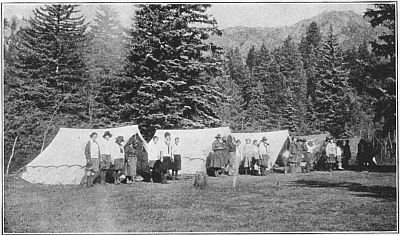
[3,4,395,172]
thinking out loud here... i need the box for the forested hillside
[3,4,396,172]
[209,10,378,57]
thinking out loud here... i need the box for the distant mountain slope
[210,10,377,57]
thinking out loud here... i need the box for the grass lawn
[4,170,397,233]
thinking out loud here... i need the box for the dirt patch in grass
[4,170,397,232]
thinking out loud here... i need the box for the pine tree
[4,5,88,171]
[314,26,354,138]
[85,4,126,126]
[123,4,225,139]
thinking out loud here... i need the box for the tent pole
[6,136,18,177]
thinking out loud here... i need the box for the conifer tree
[314,26,354,138]
[85,4,126,126]
[365,4,396,137]
[123,4,225,138]
[300,21,322,100]
[246,45,257,73]
[5,4,88,170]
[275,36,307,134]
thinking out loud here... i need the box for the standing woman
[113,136,126,184]
[235,139,243,174]
[211,134,224,176]
[221,136,229,173]
[124,135,137,183]
[325,138,337,171]
[251,140,260,175]
[172,137,182,180]
[343,140,351,169]
[336,140,344,170]
[258,137,271,176]
[242,139,253,175]
[84,132,101,187]
[99,131,113,185]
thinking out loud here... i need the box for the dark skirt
[259,154,270,167]
[114,158,125,170]
[208,150,224,168]
[88,158,100,172]
[100,154,112,169]
[162,156,172,172]
[222,151,229,166]
[172,154,181,171]
[125,157,137,177]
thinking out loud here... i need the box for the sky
[3,3,373,29]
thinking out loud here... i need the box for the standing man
[99,131,113,185]
[84,132,101,187]
[172,137,182,180]
[258,136,271,176]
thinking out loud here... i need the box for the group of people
[207,134,273,176]
[316,137,352,171]
[147,132,182,184]
[84,131,145,187]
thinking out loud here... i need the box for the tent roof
[149,127,231,174]
[232,130,290,166]
[22,125,147,185]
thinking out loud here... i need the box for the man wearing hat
[113,136,125,184]
[258,136,272,176]
[99,131,113,185]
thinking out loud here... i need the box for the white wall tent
[232,130,290,167]
[21,125,148,185]
[149,127,232,174]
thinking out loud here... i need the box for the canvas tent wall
[232,130,290,167]
[21,125,148,185]
[149,127,231,174]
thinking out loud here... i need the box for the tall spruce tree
[85,4,126,126]
[275,36,307,134]
[365,4,396,137]
[123,4,225,138]
[4,4,88,171]
[314,26,354,138]
[300,21,322,100]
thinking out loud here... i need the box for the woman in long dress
[84,132,101,187]
[112,136,125,184]
[242,139,253,175]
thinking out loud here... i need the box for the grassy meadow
[4,169,397,233]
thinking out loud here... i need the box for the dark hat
[89,132,98,138]
[262,136,268,141]
[116,136,125,143]
[215,134,221,139]
[103,131,112,138]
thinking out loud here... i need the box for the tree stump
[194,171,207,189]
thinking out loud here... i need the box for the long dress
[124,144,137,177]
[242,144,253,168]
[210,140,224,168]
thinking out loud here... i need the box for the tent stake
[6,136,18,177]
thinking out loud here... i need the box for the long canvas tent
[149,127,232,174]
[232,130,290,167]
[21,125,148,185]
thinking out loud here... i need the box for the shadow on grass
[291,180,396,202]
